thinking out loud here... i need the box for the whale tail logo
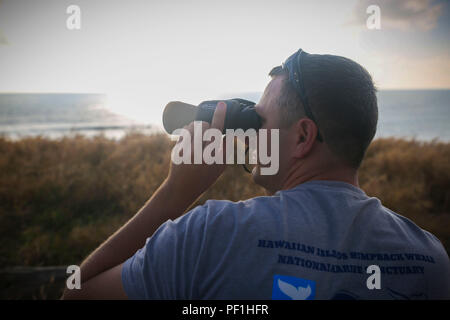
[272,274,316,300]
[278,279,312,300]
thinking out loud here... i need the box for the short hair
[270,53,378,168]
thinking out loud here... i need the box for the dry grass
[359,138,450,251]
[0,133,448,268]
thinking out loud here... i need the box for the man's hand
[165,101,228,201]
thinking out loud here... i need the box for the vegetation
[0,133,449,269]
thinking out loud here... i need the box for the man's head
[252,50,378,193]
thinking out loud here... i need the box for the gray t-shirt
[121,180,450,299]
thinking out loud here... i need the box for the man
[62,49,450,300]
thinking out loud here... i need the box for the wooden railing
[0,266,68,300]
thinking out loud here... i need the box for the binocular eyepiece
[163,98,262,134]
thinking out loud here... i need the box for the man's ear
[292,118,318,159]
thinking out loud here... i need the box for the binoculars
[163,98,262,134]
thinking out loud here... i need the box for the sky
[0,0,449,122]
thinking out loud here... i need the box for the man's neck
[280,163,359,192]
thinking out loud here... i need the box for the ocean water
[0,90,449,141]
[375,90,450,141]
[0,93,154,139]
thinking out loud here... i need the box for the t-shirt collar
[275,180,366,196]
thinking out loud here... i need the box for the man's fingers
[211,101,227,132]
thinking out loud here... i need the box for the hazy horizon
[1,90,449,142]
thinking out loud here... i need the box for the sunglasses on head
[281,49,323,142]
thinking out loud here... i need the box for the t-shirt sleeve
[121,204,209,299]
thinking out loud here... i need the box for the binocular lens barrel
[163,98,262,134]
